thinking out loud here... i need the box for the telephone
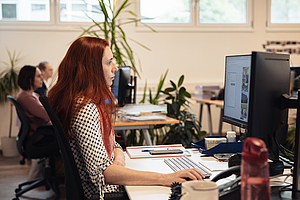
[168,165,241,200]
[212,165,241,200]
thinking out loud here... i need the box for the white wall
[0,0,300,148]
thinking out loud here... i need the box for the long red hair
[48,36,116,139]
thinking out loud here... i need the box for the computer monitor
[223,51,290,161]
[111,66,136,107]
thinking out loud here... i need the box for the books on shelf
[126,144,191,159]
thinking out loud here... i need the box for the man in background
[34,61,53,96]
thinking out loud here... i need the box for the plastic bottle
[241,137,270,200]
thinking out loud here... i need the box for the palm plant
[0,49,22,138]
[80,0,154,78]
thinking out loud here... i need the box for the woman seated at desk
[48,36,204,200]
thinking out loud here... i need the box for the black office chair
[39,96,85,200]
[7,95,61,200]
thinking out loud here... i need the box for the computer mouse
[228,153,242,168]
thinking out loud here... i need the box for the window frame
[0,0,98,31]
[266,0,300,32]
[136,0,254,32]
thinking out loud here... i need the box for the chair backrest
[7,95,59,160]
[7,95,31,159]
[39,96,85,200]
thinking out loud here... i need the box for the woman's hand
[113,147,125,167]
[161,168,205,187]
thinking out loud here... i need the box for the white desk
[124,149,231,200]
[124,150,294,200]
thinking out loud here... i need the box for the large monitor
[111,66,136,107]
[223,51,290,161]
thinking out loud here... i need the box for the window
[267,0,300,31]
[0,0,50,21]
[140,0,191,23]
[60,0,103,22]
[270,0,300,24]
[0,0,104,29]
[199,0,247,23]
[139,0,252,31]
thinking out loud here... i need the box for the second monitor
[111,66,136,107]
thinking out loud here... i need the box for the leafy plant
[80,0,154,78]
[0,49,23,138]
[160,75,206,147]
[126,70,168,146]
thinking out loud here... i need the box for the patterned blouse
[70,100,124,200]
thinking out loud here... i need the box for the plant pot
[1,136,19,157]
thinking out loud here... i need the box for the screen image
[224,55,251,127]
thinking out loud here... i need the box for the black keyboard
[164,156,211,178]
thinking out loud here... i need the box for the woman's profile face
[102,46,118,86]
[33,68,43,90]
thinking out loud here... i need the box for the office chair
[7,95,61,200]
[39,96,85,200]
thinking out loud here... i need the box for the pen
[141,149,154,152]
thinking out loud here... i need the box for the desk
[124,150,231,200]
[192,97,224,135]
[114,117,179,146]
[124,151,294,200]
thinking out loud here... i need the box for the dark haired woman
[17,65,52,139]
[48,36,204,200]
[17,65,53,180]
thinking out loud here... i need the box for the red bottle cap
[242,137,268,163]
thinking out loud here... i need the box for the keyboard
[164,156,211,178]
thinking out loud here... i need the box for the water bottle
[241,137,270,200]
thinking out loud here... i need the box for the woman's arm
[113,147,125,167]
[103,164,204,186]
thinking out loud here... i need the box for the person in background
[17,65,53,180]
[48,36,204,200]
[34,61,54,96]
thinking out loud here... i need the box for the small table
[192,97,224,136]
[114,117,180,146]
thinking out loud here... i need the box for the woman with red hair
[48,36,204,200]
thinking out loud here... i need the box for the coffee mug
[181,180,218,200]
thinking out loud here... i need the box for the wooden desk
[192,98,224,135]
[114,117,179,146]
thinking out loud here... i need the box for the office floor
[0,153,66,200]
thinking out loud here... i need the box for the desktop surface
[124,149,232,200]
[124,149,293,200]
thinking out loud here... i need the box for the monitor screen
[111,66,131,107]
[223,55,252,128]
[223,52,290,161]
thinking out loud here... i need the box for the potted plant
[80,0,154,78]
[0,49,22,157]
[160,75,206,147]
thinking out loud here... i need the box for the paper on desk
[198,160,228,171]
[124,115,166,121]
[118,104,167,116]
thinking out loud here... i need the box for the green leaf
[139,80,147,104]
[170,80,177,90]
[178,75,184,87]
